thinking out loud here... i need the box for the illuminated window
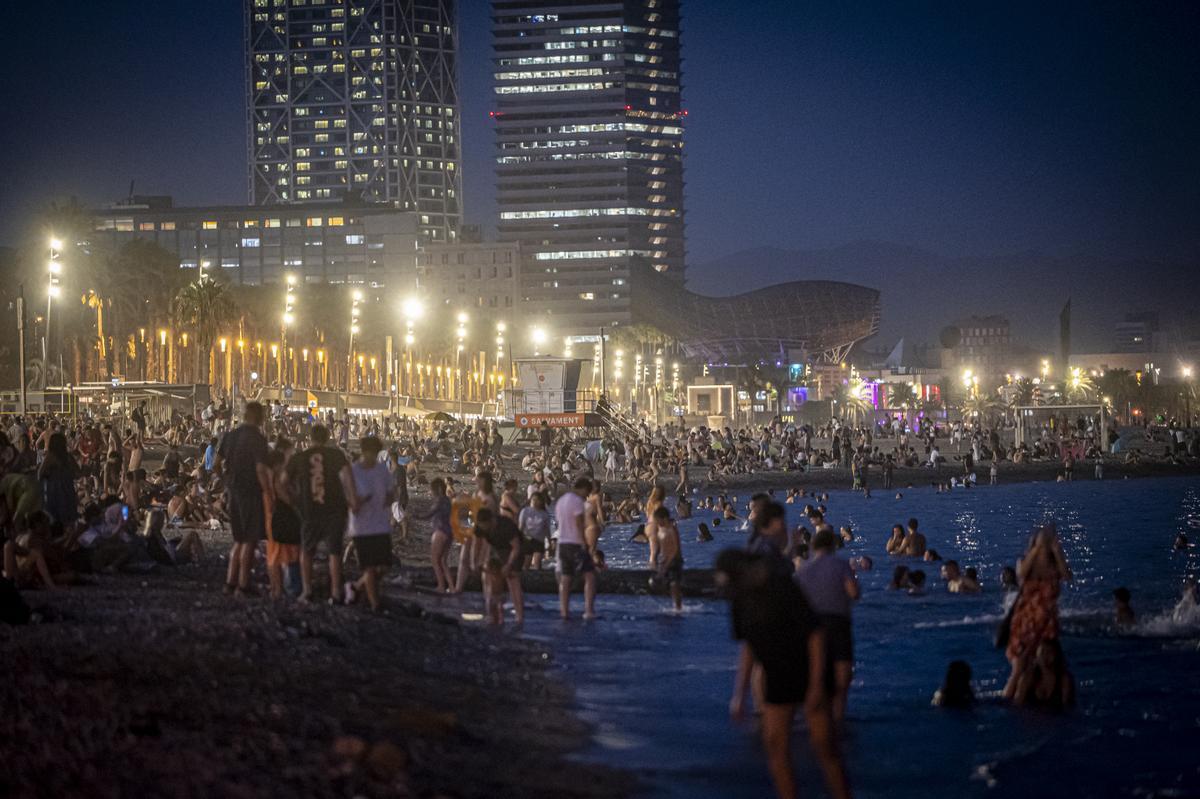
[265,219,280,228]
[202,221,218,230]
[327,216,344,226]
[345,234,364,244]
[138,222,155,231]
[306,217,323,227]
[160,221,176,231]
[241,238,261,248]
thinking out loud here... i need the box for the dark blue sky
[2,0,1197,264]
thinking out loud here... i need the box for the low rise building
[90,197,421,287]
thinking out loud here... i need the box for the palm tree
[843,376,871,424]
[173,275,237,385]
[960,393,1000,420]
[1066,368,1096,402]
[1097,368,1138,419]
[888,382,918,409]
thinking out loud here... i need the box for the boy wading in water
[652,505,684,612]
[554,477,597,620]
[719,548,851,799]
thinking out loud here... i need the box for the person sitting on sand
[1113,587,1135,627]
[932,660,974,708]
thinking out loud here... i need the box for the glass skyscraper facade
[492,0,685,333]
[246,0,462,243]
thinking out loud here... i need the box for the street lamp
[531,326,546,355]
[281,274,297,386]
[45,236,63,372]
[455,314,468,418]
[348,289,364,391]
[400,296,423,395]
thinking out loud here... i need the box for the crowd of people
[2,398,1199,799]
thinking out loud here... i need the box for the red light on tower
[623,105,632,111]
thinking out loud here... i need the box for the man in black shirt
[213,402,272,596]
[287,424,356,603]
[473,508,524,625]
[718,545,850,799]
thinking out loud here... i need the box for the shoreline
[592,457,1200,494]
[0,540,634,799]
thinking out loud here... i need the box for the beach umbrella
[426,411,455,423]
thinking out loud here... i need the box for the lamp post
[348,290,363,392]
[45,236,63,372]
[495,321,507,403]
[531,326,546,357]
[401,296,423,397]
[456,312,468,419]
[1184,366,1194,427]
[282,274,297,387]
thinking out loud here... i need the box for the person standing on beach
[346,435,393,611]
[719,548,851,799]
[796,528,861,725]
[473,507,525,624]
[213,401,272,597]
[555,476,596,619]
[288,424,356,604]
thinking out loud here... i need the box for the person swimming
[1000,565,1018,593]
[1113,587,1135,627]
[907,570,927,595]
[888,565,911,591]
[697,522,714,542]
[630,524,648,544]
[1174,532,1190,551]
[850,555,873,572]
[932,660,974,708]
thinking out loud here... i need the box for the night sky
[3,1,1196,281]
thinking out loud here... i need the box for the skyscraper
[246,0,462,243]
[492,0,685,333]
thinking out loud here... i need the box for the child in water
[1113,587,1135,627]
[933,660,974,708]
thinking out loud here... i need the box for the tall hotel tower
[246,0,462,243]
[492,1,685,333]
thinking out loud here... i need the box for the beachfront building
[492,0,686,334]
[414,241,523,314]
[940,314,1012,388]
[90,197,422,287]
[245,0,462,243]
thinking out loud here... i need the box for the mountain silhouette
[686,241,1196,353]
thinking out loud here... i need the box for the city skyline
[246,0,463,243]
[492,0,686,332]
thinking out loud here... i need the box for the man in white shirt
[554,476,596,620]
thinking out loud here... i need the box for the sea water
[518,476,1200,798]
